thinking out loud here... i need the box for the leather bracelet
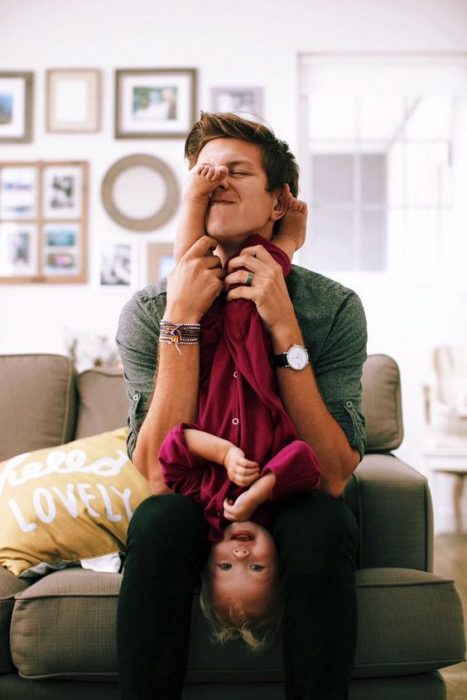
[159,320,201,355]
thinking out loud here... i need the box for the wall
[1,0,467,527]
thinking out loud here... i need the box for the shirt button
[233,370,238,378]
[133,393,139,402]
[346,401,353,408]
[217,511,222,517]
[232,417,239,425]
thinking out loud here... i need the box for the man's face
[208,521,279,621]
[196,138,282,249]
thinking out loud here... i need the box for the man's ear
[270,183,290,221]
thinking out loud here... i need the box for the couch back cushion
[362,354,403,452]
[75,368,128,440]
[0,354,76,462]
[73,354,404,452]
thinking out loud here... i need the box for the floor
[434,534,467,700]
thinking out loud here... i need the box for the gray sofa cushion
[9,568,465,681]
[0,354,76,462]
[0,568,29,673]
[362,354,403,452]
[75,368,128,440]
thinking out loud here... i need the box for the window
[298,56,463,279]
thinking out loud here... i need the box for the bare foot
[275,191,308,255]
[183,164,229,205]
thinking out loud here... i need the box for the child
[158,161,321,649]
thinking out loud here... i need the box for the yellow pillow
[0,427,152,576]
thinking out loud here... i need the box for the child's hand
[224,446,260,487]
[223,491,258,522]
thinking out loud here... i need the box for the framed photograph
[0,72,33,143]
[43,223,81,276]
[211,87,263,118]
[0,166,37,219]
[115,68,197,138]
[0,223,38,277]
[47,69,100,132]
[0,160,88,284]
[43,164,83,219]
[147,242,174,284]
[100,240,136,287]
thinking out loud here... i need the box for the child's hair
[184,111,300,199]
[199,568,283,652]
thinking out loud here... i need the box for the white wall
[1,0,467,527]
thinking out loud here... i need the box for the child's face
[207,521,279,621]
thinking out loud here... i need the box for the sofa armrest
[344,454,433,573]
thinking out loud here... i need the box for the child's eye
[250,564,265,571]
[219,563,232,570]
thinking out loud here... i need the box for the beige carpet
[434,534,467,700]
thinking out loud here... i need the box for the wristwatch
[274,344,309,371]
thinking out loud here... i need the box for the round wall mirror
[101,154,179,231]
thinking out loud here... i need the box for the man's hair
[184,111,299,198]
[199,569,283,652]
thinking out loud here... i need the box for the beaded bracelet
[159,320,201,355]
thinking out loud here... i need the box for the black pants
[117,491,359,700]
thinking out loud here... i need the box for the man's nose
[232,547,250,560]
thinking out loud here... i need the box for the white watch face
[286,344,308,370]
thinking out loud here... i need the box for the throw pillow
[0,427,152,576]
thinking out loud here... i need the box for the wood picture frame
[46,69,101,133]
[147,242,174,284]
[0,161,88,283]
[0,72,34,143]
[115,68,197,138]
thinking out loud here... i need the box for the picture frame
[211,86,263,119]
[115,68,197,138]
[147,242,174,284]
[101,154,179,232]
[0,72,33,143]
[46,69,101,133]
[100,240,136,287]
[0,161,88,284]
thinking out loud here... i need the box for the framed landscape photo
[0,160,88,283]
[211,86,263,119]
[0,72,33,143]
[47,69,100,133]
[115,68,197,138]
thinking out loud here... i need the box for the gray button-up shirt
[116,264,367,462]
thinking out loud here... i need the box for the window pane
[360,210,387,270]
[311,208,354,271]
[312,154,354,204]
[361,154,387,204]
[406,142,451,207]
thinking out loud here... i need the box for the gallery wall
[1,0,467,491]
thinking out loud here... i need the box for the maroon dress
[159,234,321,541]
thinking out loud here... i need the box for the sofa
[0,352,464,700]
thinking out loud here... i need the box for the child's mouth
[231,530,254,541]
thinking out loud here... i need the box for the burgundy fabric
[159,234,321,540]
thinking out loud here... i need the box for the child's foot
[183,164,229,205]
[276,191,308,254]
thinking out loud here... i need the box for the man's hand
[224,446,260,487]
[224,244,296,333]
[166,235,225,322]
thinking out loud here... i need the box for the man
[116,112,366,699]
